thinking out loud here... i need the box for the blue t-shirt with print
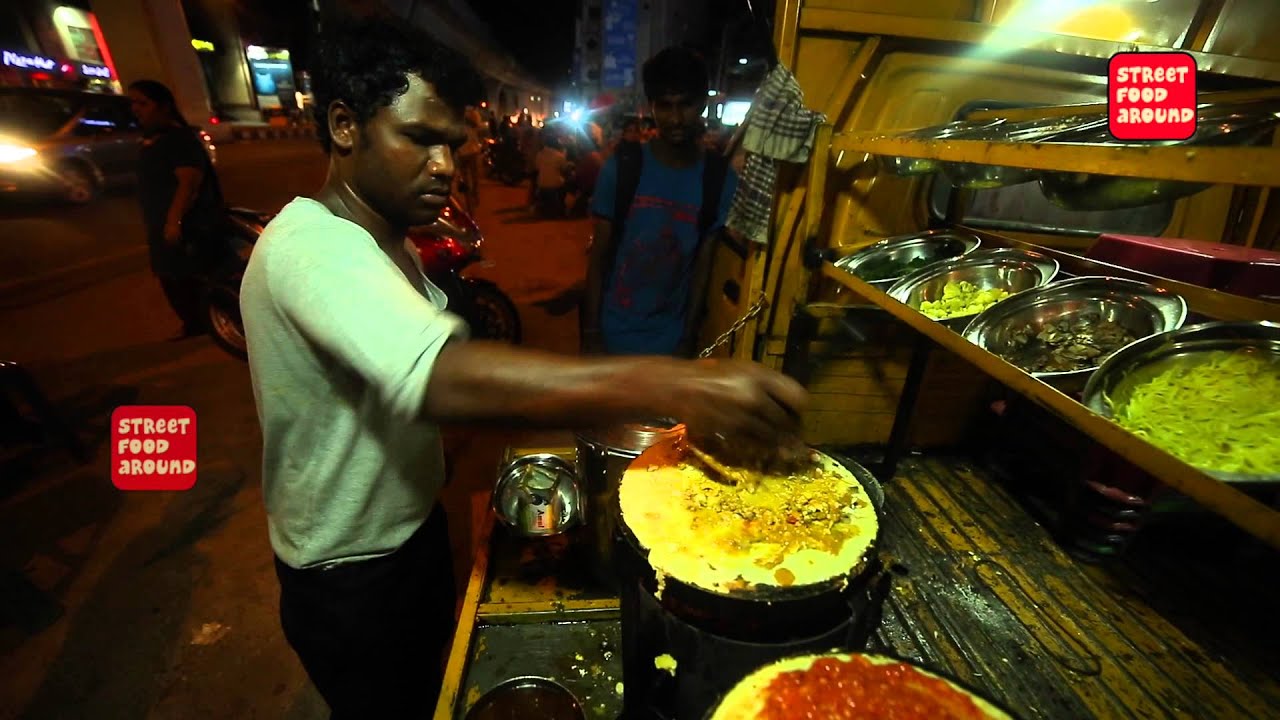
[591,144,738,355]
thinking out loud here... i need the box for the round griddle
[614,435,884,638]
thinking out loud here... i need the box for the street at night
[0,141,589,718]
[9,0,1280,719]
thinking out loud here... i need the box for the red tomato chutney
[760,655,994,719]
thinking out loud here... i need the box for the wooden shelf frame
[830,132,1280,186]
[816,256,1280,551]
[795,53,1280,549]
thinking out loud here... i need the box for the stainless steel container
[833,229,981,291]
[575,419,683,588]
[887,247,1060,329]
[881,119,1007,177]
[1082,321,1280,484]
[492,454,583,537]
[940,114,1108,190]
[962,276,1187,393]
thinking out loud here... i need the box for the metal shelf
[818,260,1280,552]
[830,132,1280,186]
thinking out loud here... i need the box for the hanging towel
[726,63,826,245]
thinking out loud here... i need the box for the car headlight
[0,143,38,165]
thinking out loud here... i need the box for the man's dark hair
[641,46,710,102]
[310,14,484,152]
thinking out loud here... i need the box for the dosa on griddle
[619,445,878,595]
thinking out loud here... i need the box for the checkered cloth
[727,64,827,245]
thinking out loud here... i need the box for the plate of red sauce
[704,651,1020,720]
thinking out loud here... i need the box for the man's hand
[670,359,807,445]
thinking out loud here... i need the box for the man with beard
[240,17,805,719]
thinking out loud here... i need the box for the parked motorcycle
[201,198,521,362]
[408,201,522,344]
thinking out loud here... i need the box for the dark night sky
[467,0,578,86]
[467,0,775,87]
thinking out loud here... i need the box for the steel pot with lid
[575,419,683,589]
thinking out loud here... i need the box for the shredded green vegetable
[1114,349,1280,476]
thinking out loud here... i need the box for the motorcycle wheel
[205,285,248,361]
[464,278,522,344]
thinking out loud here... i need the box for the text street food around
[618,438,879,595]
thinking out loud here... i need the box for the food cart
[437,2,1280,718]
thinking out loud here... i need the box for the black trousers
[274,506,457,719]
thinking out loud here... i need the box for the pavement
[0,155,592,719]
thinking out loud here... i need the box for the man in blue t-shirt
[583,47,739,357]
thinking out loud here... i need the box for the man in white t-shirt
[240,16,807,719]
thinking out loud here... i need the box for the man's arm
[581,218,614,352]
[269,221,806,445]
[424,340,805,444]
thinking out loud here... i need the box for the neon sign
[81,63,111,78]
[2,49,57,72]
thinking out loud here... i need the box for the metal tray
[887,248,1060,329]
[940,114,1108,190]
[963,276,1187,391]
[1039,102,1280,210]
[1082,321,1280,484]
[882,119,1008,177]
[834,229,982,290]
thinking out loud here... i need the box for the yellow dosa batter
[619,449,878,595]
[708,652,1014,720]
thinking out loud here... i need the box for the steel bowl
[834,229,982,290]
[1082,321,1280,484]
[887,248,1060,329]
[881,119,1008,177]
[963,277,1187,391]
[1039,102,1280,211]
[940,114,1108,190]
[493,453,584,536]
[464,676,585,720]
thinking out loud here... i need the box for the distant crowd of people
[462,102,735,221]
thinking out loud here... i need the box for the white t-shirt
[240,197,468,569]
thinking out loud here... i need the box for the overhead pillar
[89,0,214,133]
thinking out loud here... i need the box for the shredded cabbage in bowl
[1113,349,1280,476]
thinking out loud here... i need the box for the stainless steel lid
[575,418,683,455]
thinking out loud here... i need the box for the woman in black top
[128,80,225,339]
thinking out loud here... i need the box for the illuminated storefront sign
[246,46,296,111]
[3,49,57,72]
[81,63,111,78]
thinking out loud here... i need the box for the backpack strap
[697,150,731,242]
[612,140,644,241]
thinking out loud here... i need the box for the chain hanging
[698,291,771,359]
